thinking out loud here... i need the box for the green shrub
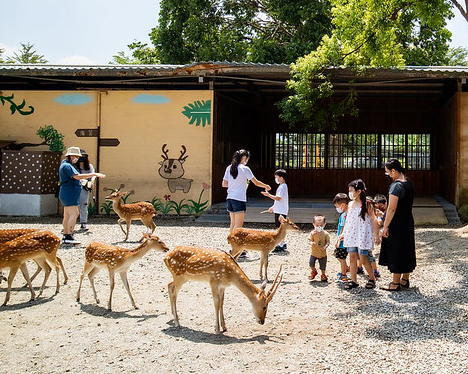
[458,204,468,223]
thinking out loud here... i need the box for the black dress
[379,180,416,273]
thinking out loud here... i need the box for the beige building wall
[0,90,213,212]
[458,92,468,206]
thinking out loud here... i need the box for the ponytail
[230,149,250,179]
[348,179,368,220]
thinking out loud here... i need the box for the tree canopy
[279,0,456,131]
[112,0,333,65]
[5,43,48,64]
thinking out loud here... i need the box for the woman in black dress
[379,158,416,291]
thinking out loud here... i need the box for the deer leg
[219,287,227,332]
[87,266,101,304]
[117,218,127,237]
[19,263,36,302]
[107,268,116,310]
[210,282,222,333]
[125,220,132,241]
[77,262,93,302]
[263,252,269,282]
[230,246,242,260]
[47,254,60,295]
[168,279,184,327]
[28,261,42,284]
[119,271,138,309]
[57,256,68,285]
[33,258,51,297]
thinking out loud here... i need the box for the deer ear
[142,232,149,239]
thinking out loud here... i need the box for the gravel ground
[0,216,467,374]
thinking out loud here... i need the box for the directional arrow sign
[99,138,120,147]
[75,128,99,137]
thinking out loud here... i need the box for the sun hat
[65,146,82,157]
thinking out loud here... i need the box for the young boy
[373,194,387,227]
[333,193,350,282]
[308,214,330,282]
[261,169,289,252]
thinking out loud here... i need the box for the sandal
[365,279,376,289]
[400,278,410,288]
[380,282,402,291]
[344,281,359,289]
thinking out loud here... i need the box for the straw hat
[65,146,82,157]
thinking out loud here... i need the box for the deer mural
[158,144,193,193]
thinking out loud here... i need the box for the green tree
[279,0,454,131]
[444,46,468,65]
[113,0,333,65]
[6,42,48,64]
[0,48,4,63]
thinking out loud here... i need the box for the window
[275,133,431,170]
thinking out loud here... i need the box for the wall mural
[0,93,34,115]
[158,144,193,193]
[181,100,211,127]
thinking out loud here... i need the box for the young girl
[339,179,380,289]
[333,193,350,282]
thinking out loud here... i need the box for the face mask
[336,207,344,214]
[348,192,355,200]
[275,177,280,184]
[315,226,324,232]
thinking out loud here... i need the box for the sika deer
[0,230,61,305]
[227,216,299,280]
[105,190,157,241]
[77,233,169,310]
[0,228,68,285]
[164,246,282,333]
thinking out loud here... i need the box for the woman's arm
[382,194,398,238]
[73,172,105,180]
[251,177,271,191]
[222,179,228,188]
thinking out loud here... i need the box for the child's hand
[374,237,381,245]
[268,207,274,213]
[261,191,270,197]
[338,233,344,241]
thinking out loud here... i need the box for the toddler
[308,214,330,282]
[333,193,350,282]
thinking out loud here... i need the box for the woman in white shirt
[222,149,271,232]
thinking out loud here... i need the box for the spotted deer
[76,233,169,310]
[227,216,299,280]
[164,246,283,333]
[105,189,157,241]
[0,228,68,285]
[0,230,61,306]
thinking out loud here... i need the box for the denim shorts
[226,198,246,213]
[347,247,370,256]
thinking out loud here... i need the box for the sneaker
[321,274,328,282]
[308,269,318,280]
[357,267,364,274]
[339,275,349,282]
[80,223,88,231]
[373,270,381,278]
[63,234,81,245]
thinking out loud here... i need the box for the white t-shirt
[273,183,289,215]
[223,164,254,202]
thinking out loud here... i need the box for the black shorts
[226,199,246,213]
[334,247,348,260]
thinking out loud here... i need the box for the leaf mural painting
[181,100,211,127]
[0,93,34,115]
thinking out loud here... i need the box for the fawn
[105,190,157,241]
[0,228,68,285]
[76,232,169,310]
[227,216,299,280]
[164,245,283,333]
[0,230,61,306]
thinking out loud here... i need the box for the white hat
[65,146,82,157]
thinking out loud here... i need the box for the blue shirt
[337,212,347,249]
[59,159,81,206]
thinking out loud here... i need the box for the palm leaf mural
[0,93,34,115]
[181,100,211,127]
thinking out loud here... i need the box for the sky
[0,0,467,65]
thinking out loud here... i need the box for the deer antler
[267,264,283,302]
[161,144,169,160]
[178,145,188,162]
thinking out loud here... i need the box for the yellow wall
[458,92,468,206]
[0,90,213,211]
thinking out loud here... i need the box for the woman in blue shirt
[59,146,105,244]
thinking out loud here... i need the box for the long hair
[348,179,367,220]
[230,149,250,179]
[385,158,405,174]
[79,154,90,171]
